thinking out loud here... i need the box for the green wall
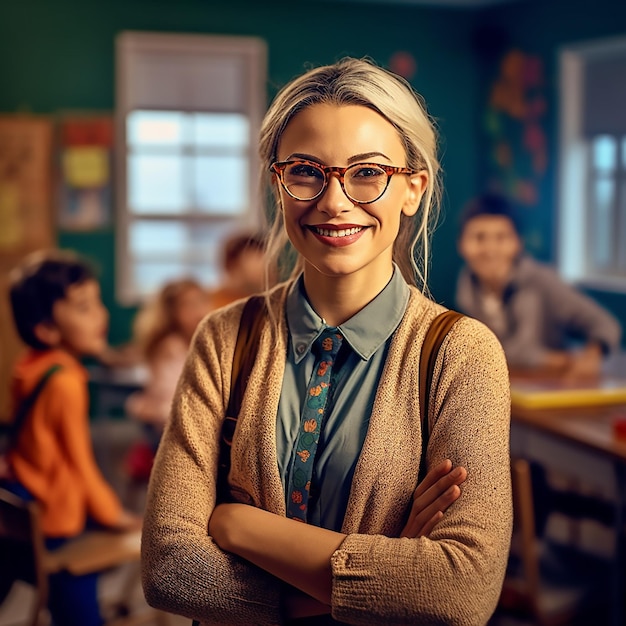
[0,0,482,343]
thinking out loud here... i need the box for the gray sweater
[141,282,512,625]
[456,255,622,368]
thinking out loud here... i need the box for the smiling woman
[141,57,513,626]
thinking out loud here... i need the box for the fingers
[412,458,453,499]
[414,461,467,501]
[400,461,468,539]
[401,484,461,538]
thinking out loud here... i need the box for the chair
[0,487,166,626]
[500,458,589,626]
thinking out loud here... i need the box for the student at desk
[1,250,141,626]
[456,193,622,380]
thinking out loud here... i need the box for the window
[558,38,626,291]
[116,32,266,303]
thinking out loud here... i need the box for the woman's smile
[307,224,368,246]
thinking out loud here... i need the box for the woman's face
[274,103,427,291]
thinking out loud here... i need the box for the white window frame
[558,36,626,293]
[115,31,267,305]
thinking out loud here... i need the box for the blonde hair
[259,57,442,291]
[133,278,203,360]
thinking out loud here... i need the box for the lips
[307,224,368,247]
[312,226,363,238]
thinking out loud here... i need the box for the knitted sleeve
[331,316,513,626]
[140,302,283,625]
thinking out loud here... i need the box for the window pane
[195,155,248,213]
[132,261,218,297]
[127,110,187,147]
[591,178,614,268]
[129,219,243,290]
[194,113,249,149]
[128,154,186,213]
[129,221,190,254]
[592,135,617,172]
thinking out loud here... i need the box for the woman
[141,58,512,626]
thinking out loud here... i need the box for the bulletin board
[0,115,55,421]
[58,115,114,230]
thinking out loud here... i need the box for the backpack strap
[418,310,464,483]
[4,364,63,451]
[217,295,266,501]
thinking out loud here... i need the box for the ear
[402,171,428,217]
[33,321,61,348]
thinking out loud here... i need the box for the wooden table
[510,399,626,626]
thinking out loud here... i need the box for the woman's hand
[400,459,467,538]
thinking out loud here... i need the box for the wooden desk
[510,400,626,626]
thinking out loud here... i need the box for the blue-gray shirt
[276,268,410,531]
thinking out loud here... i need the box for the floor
[0,418,618,626]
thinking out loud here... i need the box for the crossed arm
[209,459,467,614]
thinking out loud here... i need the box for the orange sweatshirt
[8,349,122,538]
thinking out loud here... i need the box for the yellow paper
[511,378,626,410]
[63,147,109,188]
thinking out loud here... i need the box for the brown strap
[218,295,266,501]
[227,295,266,417]
[418,310,464,482]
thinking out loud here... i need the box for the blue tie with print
[286,328,343,522]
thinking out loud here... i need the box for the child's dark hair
[9,249,96,350]
[222,233,265,272]
[458,193,522,236]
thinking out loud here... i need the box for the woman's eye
[289,164,323,178]
[352,165,385,179]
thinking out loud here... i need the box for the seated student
[125,278,210,446]
[207,232,269,310]
[1,249,141,626]
[456,193,622,380]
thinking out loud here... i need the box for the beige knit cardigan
[141,281,513,626]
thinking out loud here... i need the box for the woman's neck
[302,266,394,327]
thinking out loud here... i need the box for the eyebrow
[285,151,392,164]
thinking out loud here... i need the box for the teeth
[314,226,363,238]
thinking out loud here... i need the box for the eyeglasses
[270,159,416,204]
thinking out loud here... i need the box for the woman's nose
[315,174,353,216]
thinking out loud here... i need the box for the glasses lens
[282,162,325,200]
[345,164,389,203]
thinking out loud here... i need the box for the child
[125,277,210,437]
[207,232,269,310]
[142,58,512,625]
[3,249,141,626]
[456,192,622,380]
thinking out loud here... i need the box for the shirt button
[296,343,306,354]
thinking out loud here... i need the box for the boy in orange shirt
[2,249,141,626]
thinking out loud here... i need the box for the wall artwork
[0,116,55,253]
[485,49,548,208]
[58,115,114,230]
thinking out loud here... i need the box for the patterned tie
[286,328,343,522]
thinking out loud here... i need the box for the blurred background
[1,0,625,623]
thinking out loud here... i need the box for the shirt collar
[286,266,410,363]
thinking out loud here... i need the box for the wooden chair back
[0,487,162,626]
